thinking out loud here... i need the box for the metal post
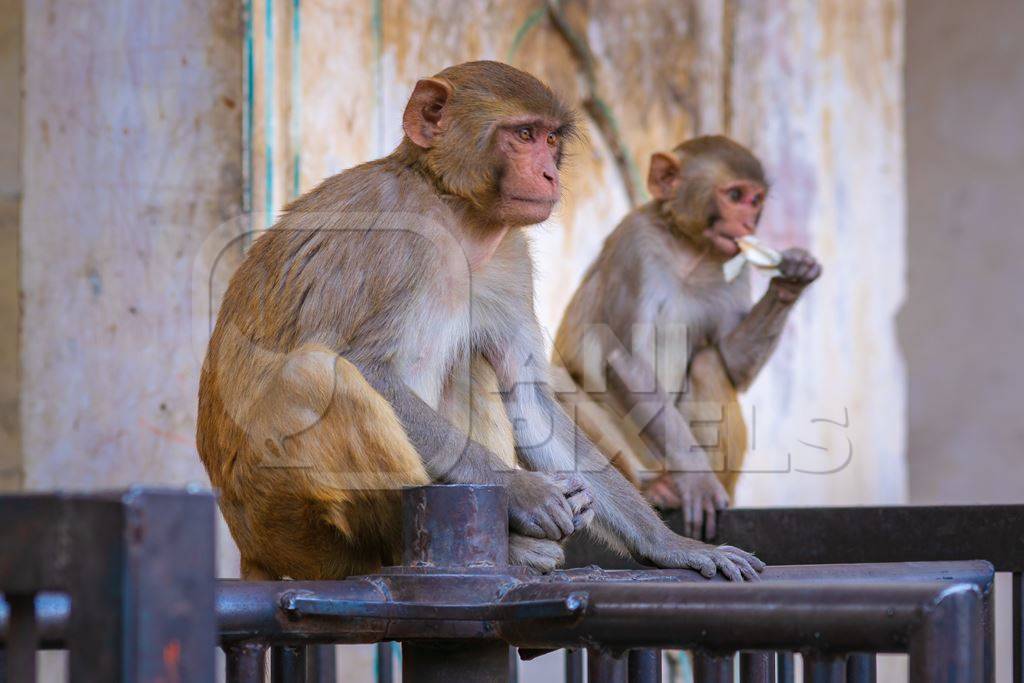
[400,485,511,683]
[803,653,844,683]
[225,642,267,683]
[306,645,336,683]
[6,594,36,683]
[741,651,775,683]
[908,584,982,682]
[376,643,395,683]
[694,651,734,683]
[777,653,795,683]
[845,654,875,683]
[565,649,584,683]
[272,645,306,682]
[1014,572,1022,683]
[628,649,661,683]
[587,649,627,682]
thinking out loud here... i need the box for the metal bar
[778,653,795,683]
[802,653,844,683]
[908,584,982,682]
[845,654,875,683]
[628,649,661,683]
[225,642,267,683]
[1014,572,1022,683]
[713,505,1024,571]
[6,594,35,683]
[694,651,734,682]
[565,648,584,683]
[284,593,587,621]
[587,649,627,682]
[272,644,306,682]
[375,643,394,683]
[498,581,983,653]
[400,485,512,683]
[306,644,335,683]
[741,651,775,683]
[508,646,518,682]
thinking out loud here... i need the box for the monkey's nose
[542,170,555,184]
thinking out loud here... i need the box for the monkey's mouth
[507,196,557,206]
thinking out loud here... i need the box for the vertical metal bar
[741,651,775,683]
[306,644,335,683]
[68,492,217,683]
[983,579,995,683]
[272,645,306,683]
[628,649,661,683]
[587,649,627,683]
[777,653,795,683]
[694,651,734,683]
[400,485,511,683]
[802,653,844,683]
[908,586,982,683]
[845,654,875,683]
[1014,572,1022,683]
[376,642,395,683]
[225,642,267,683]
[6,594,36,683]
[565,648,584,683]
[508,646,519,683]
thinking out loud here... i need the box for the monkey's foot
[509,534,564,573]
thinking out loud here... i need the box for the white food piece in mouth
[736,235,784,268]
[722,235,784,282]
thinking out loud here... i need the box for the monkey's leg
[225,344,430,580]
[550,367,648,487]
[679,347,748,498]
[442,356,566,572]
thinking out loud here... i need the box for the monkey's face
[491,120,565,227]
[703,179,766,257]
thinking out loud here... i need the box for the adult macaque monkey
[198,64,762,582]
[554,136,821,540]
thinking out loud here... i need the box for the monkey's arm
[487,329,761,581]
[717,248,821,391]
[349,360,584,541]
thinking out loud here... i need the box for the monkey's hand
[770,248,822,303]
[642,470,729,541]
[509,534,565,574]
[646,537,765,582]
[507,471,594,541]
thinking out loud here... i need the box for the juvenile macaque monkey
[554,136,821,539]
[198,63,762,582]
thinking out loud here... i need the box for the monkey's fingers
[566,488,593,517]
[684,495,703,539]
[643,479,681,509]
[545,498,576,539]
[702,500,718,540]
[710,553,744,582]
[717,545,766,573]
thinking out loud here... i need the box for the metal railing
[0,487,1007,683]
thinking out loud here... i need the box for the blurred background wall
[0,0,1021,681]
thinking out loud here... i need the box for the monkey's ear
[647,152,682,201]
[403,78,454,148]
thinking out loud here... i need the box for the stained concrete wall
[902,0,1024,505]
[246,0,907,508]
[0,0,22,491]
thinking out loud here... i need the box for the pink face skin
[704,180,767,257]
[493,119,564,226]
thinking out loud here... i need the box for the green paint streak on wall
[291,0,301,198]
[592,97,647,204]
[507,6,546,61]
[264,0,275,227]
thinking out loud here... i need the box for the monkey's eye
[517,126,533,142]
[546,131,559,146]
[728,187,744,203]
